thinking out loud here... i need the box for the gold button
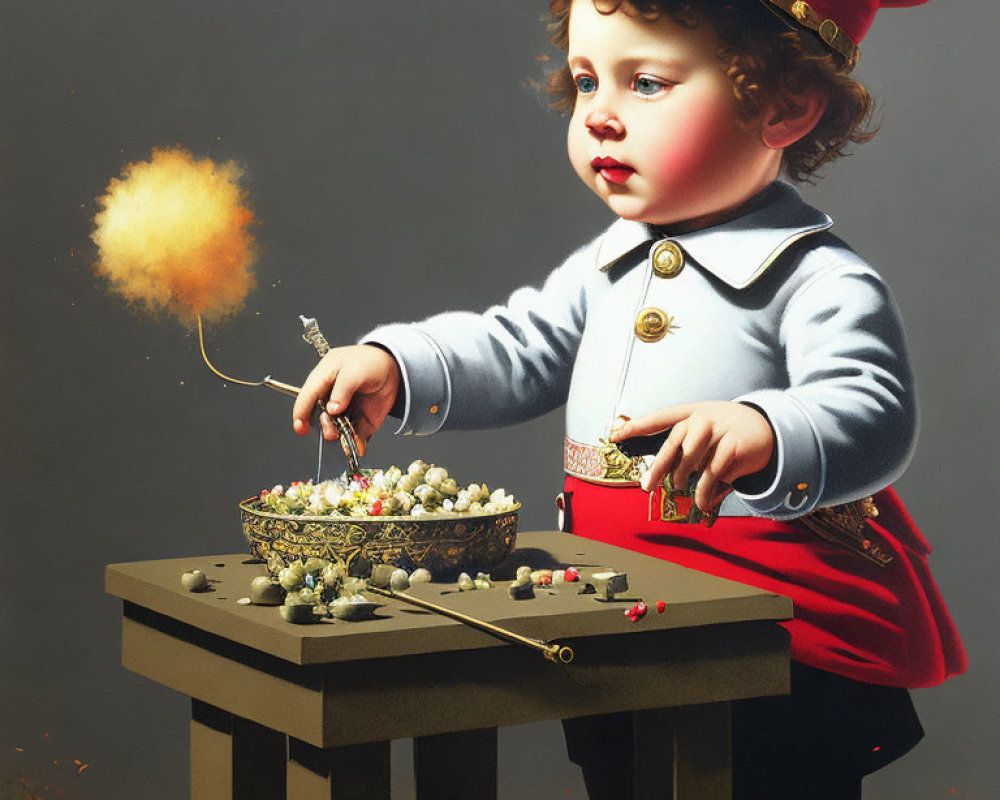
[634,307,678,343]
[651,240,684,278]
[429,404,439,415]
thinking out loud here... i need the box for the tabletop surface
[106,530,792,666]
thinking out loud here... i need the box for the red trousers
[564,476,967,688]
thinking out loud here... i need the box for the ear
[760,87,828,150]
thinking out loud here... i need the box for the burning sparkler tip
[92,145,257,325]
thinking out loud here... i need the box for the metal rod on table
[365,584,574,664]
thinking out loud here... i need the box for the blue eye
[575,75,597,94]
[633,75,666,96]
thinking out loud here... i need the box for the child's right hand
[292,345,401,452]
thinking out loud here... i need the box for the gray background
[1,1,996,797]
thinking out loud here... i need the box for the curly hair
[547,0,877,182]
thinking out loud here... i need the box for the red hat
[759,0,929,69]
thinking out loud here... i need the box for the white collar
[594,182,833,290]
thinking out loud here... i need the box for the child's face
[566,0,781,227]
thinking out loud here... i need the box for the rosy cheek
[653,99,745,186]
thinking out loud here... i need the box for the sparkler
[195,315,362,477]
[91,146,362,477]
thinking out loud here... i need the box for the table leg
[632,708,674,799]
[191,699,287,800]
[632,702,732,800]
[287,737,391,800]
[673,702,731,800]
[413,727,498,800]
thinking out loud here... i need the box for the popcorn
[253,465,518,518]
[322,483,343,505]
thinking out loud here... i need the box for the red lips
[591,156,634,185]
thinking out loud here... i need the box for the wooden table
[106,531,791,800]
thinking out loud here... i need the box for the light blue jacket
[364,182,917,519]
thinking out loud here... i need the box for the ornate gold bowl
[239,499,520,578]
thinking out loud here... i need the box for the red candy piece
[656,600,666,614]
[369,500,383,516]
[564,567,580,582]
[624,601,648,622]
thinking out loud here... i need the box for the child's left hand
[609,401,775,513]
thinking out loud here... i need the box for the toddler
[293,1,966,797]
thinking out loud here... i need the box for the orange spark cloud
[92,146,257,324]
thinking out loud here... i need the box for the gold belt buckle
[597,438,645,482]
[594,438,718,526]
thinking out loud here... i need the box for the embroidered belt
[563,435,716,525]
[564,435,645,484]
[562,436,891,566]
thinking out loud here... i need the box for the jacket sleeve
[360,241,593,435]
[733,262,918,517]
